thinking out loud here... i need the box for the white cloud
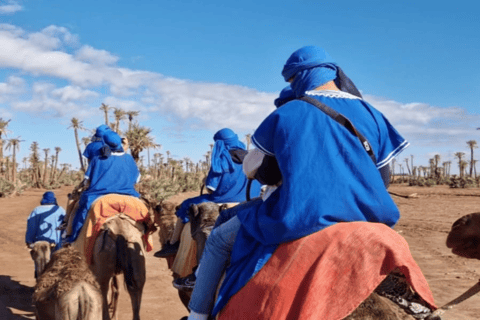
[0,76,26,103]
[75,45,119,66]
[51,85,99,102]
[0,1,22,14]
[11,82,98,118]
[364,94,480,150]
[1,21,480,166]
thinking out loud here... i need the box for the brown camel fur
[153,201,179,249]
[446,212,480,259]
[29,240,56,279]
[91,214,146,320]
[188,202,224,263]
[175,202,228,311]
[344,292,416,319]
[33,246,102,320]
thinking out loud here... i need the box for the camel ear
[26,243,33,250]
[219,204,229,212]
[50,243,57,248]
[189,204,200,218]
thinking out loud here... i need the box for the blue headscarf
[83,125,112,160]
[274,86,295,108]
[91,124,110,142]
[100,130,124,158]
[210,128,245,174]
[282,46,362,98]
[40,191,57,205]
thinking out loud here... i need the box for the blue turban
[282,46,362,98]
[100,131,124,158]
[91,124,110,142]
[40,191,57,205]
[274,86,295,108]
[211,128,246,174]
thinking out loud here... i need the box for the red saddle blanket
[218,222,437,320]
[73,194,154,265]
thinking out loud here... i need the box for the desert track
[1,185,480,319]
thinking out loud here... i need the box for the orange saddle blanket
[218,221,437,320]
[73,194,154,264]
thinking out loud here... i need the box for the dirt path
[1,185,480,319]
[0,186,194,320]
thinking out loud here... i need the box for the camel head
[29,241,56,278]
[188,202,223,236]
[153,201,178,226]
[446,212,480,260]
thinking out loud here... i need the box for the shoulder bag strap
[299,95,377,164]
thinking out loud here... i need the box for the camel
[28,241,56,278]
[33,246,102,320]
[188,202,224,263]
[91,213,147,320]
[446,212,480,259]
[177,207,439,320]
[153,201,179,249]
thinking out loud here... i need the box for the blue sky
[1,0,479,173]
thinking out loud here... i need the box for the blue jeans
[188,215,241,314]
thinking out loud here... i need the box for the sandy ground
[1,184,480,319]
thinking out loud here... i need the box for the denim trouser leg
[188,215,241,314]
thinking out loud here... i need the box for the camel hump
[55,281,103,320]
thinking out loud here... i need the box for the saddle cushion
[73,194,153,264]
[218,222,436,320]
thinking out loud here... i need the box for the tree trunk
[43,151,49,186]
[104,111,109,126]
[74,129,85,172]
[12,150,16,184]
[0,139,4,175]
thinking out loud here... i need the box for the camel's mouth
[450,238,480,259]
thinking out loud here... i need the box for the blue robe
[25,205,65,251]
[213,90,409,315]
[175,162,262,223]
[83,139,104,160]
[68,152,140,242]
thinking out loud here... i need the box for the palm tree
[29,142,41,187]
[99,103,110,126]
[5,137,23,183]
[113,108,126,134]
[51,147,61,184]
[454,152,465,177]
[42,148,50,186]
[404,158,411,176]
[125,124,160,162]
[57,163,71,181]
[126,110,140,131]
[0,118,11,174]
[68,118,86,172]
[433,154,441,178]
[466,140,477,177]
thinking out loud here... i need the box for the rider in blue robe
[67,130,140,243]
[206,46,409,317]
[176,128,261,224]
[26,191,65,251]
[155,128,261,257]
[83,124,111,161]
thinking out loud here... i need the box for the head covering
[282,46,362,98]
[40,191,57,205]
[91,124,111,142]
[274,86,295,108]
[211,128,245,174]
[100,130,124,158]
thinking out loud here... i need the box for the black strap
[299,95,377,164]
